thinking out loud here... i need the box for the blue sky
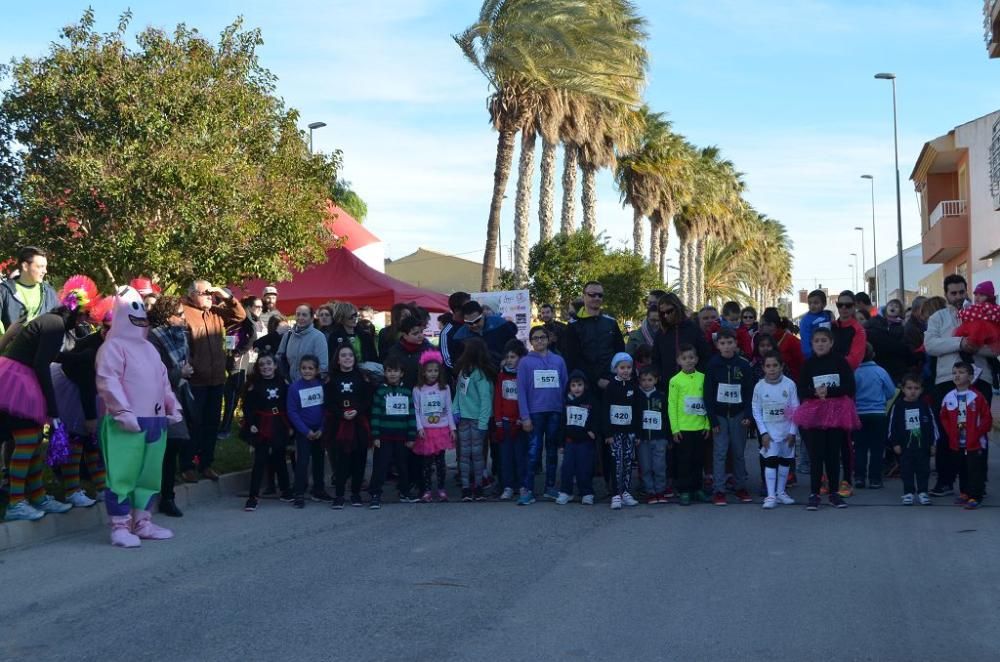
[2,1,998,295]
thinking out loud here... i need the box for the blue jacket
[0,277,58,330]
[703,353,754,421]
[516,350,569,418]
[853,361,896,415]
[800,310,833,358]
[287,378,326,435]
[454,314,518,367]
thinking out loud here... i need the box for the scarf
[640,319,656,346]
[150,324,189,369]
[400,338,424,353]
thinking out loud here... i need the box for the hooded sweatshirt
[454,368,493,430]
[704,352,754,421]
[854,360,896,415]
[516,349,569,419]
[564,370,600,442]
[800,310,833,359]
[277,324,328,381]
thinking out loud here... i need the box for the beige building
[385,248,481,295]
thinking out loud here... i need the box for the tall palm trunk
[513,130,537,287]
[678,236,689,307]
[560,144,578,234]
[581,166,598,234]
[658,222,669,282]
[538,138,557,241]
[648,214,659,266]
[482,129,517,290]
[693,236,706,307]
[634,207,645,256]
[685,238,697,308]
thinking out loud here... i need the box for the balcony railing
[929,199,966,227]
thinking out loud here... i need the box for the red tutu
[0,357,47,425]
[791,396,860,431]
[413,426,453,456]
[954,302,1000,351]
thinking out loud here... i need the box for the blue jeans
[855,414,887,485]
[713,415,748,493]
[561,441,594,497]
[499,420,528,490]
[526,412,561,493]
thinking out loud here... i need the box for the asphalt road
[2,452,999,662]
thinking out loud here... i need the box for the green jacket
[370,384,417,443]
[668,370,709,434]
[454,368,494,431]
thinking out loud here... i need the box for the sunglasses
[742,315,756,320]
[660,307,676,315]
[837,302,855,309]
[584,291,604,299]
[467,315,483,325]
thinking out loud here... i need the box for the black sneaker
[398,492,419,504]
[473,487,486,501]
[806,494,820,511]
[293,496,305,509]
[244,497,258,512]
[350,493,363,507]
[369,494,381,510]
[279,492,295,503]
[331,496,345,510]
[929,485,954,497]
[310,490,333,503]
[829,493,848,509]
[461,488,473,502]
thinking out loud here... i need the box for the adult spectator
[855,291,874,317]
[254,313,289,356]
[759,308,804,381]
[454,300,518,368]
[924,274,996,497]
[831,290,867,370]
[647,289,667,311]
[315,303,337,343]
[148,295,194,518]
[384,316,432,388]
[377,302,414,361]
[328,301,378,365]
[902,296,928,371]
[219,296,265,437]
[276,304,328,382]
[652,293,710,385]
[562,281,625,389]
[864,309,909,384]
[179,281,245,482]
[439,292,471,373]
[356,305,377,337]
[698,305,722,355]
[259,286,280,326]
[736,306,758,357]
[0,246,57,332]
[625,306,660,356]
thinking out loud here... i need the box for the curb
[0,470,249,553]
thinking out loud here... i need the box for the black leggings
[250,437,290,498]
[334,437,368,497]
[803,428,845,495]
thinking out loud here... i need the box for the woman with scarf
[276,304,329,381]
[626,307,661,357]
[148,295,195,517]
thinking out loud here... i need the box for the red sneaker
[657,492,670,504]
[712,492,727,506]
[664,486,676,499]
[786,473,797,487]
[735,488,752,504]
[646,494,659,505]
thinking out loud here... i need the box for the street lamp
[874,73,905,306]
[853,226,866,296]
[307,121,327,154]
[860,174,879,303]
[850,253,858,292]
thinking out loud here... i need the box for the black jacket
[384,339,432,389]
[563,312,625,386]
[886,397,938,451]
[798,352,856,401]
[703,353,754,421]
[601,376,641,437]
[564,388,600,443]
[636,388,668,441]
[328,324,378,365]
[651,319,710,388]
[56,331,104,421]
[864,316,910,384]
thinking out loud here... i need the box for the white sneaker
[901,493,914,506]
[581,494,595,506]
[622,492,639,507]
[762,496,777,509]
[917,492,932,506]
[34,496,72,513]
[556,492,571,505]
[610,495,622,510]
[776,492,796,505]
[4,500,45,521]
[499,487,514,501]
[67,490,96,508]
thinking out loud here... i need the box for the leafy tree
[0,11,338,288]
[330,178,368,223]
[594,248,661,322]
[527,231,606,314]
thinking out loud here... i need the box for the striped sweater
[371,383,417,443]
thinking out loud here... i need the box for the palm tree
[535,89,565,242]
[614,106,668,256]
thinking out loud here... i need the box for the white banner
[470,289,532,344]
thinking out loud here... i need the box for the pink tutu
[791,396,860,431]
[413,426,454,456]
[0,357,47,425]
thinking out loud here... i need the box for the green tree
[330,178,368,223]
[593,247,661,322]
[0,11,337,288]
[527,231,606,313]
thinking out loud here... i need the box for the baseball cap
[263,286,278,296]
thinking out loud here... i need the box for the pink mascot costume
[96,286,183,548]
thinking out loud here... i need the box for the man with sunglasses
[563,282,625,390]
[831,290,866,370]
[453,300,517,368]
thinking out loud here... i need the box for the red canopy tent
[237,247,450,313]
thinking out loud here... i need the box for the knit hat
[974,281,995,299]
[610,352,633,371]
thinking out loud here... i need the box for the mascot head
[107,285,150,340]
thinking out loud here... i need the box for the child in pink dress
[411,350,456,502]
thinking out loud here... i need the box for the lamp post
[850,253,858,292]
[874,73,905,306]
[860,174,879,303]
[853,226,866,296]
[307,121,327,154]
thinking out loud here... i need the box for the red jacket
[832,317,866,371]
[493,370,521,424]
[774,329,804,382]
[736,325,756,358]
[939,388,993,452]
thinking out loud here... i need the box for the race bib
[422,395,443,417]
[957,397,967,425]
[813,374,840,390]
[763,406,785,423]
[386,394,409,416]
[609,404,632,425]
[904,409,920,431]
[298,385,324,408]
[566,406,589,427]
[684,397,706,416]
[533,369,560,389]
[717,384,741,404]
[502,379,518,401]
[642,410,662,431]
[224,335,238,351]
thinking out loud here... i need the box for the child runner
[369,355,419,509]
[668,344,711,506]
[328,344,372,509]
[453,337,495,501]
[752,351,799,509]
[887,373,938,505]
[517,326,568,504]
[800,289,833,359]
[853,343,896,490]
[603,352,641,510]
[412,350,456,502]
[557,370,599,505]
[287,355,327,509]
[636,367,669,504]
[705,329,754,505]
[243,354,293,510]
[939,361,993,509]
[494,339,526,501]
[793,328,859,511]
